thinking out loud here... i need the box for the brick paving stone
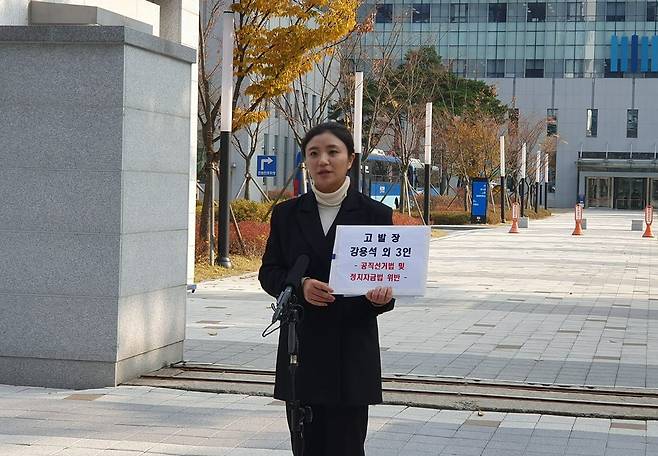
[2,211,657,454]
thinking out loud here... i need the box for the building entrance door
[586,177,612,208]
[614,177,647,209]
[651,179,658,207]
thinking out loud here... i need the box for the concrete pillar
[151,0,199,286]
[0,25,196,389]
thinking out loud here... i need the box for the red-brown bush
[392,212,423,225]
[195,215,270,260]
[229,220,270,257]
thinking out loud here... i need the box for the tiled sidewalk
[187,210,658,388]
[0,383,656,455]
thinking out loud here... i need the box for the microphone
[271,255,310,324]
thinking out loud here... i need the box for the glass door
[586,177,612,208]
[614,177,647,209]
[651,179,658,207]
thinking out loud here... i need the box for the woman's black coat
[259,187,395,406]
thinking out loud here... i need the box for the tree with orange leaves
[198,0,358,236]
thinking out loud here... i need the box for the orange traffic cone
[643,205,654,238]
[509,203,520,234]
[572,219,583,236]
[643,223,654,238]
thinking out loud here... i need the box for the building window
[604,59,623,78]
[487,59,505,77]
[586,109,598,137]
[412,4,430,22]
[450,3,468,23]
[565,59,584,77]
[375,4,393,23]
[525,59,544,78]
[627,109,638,138]
[488,3,507,22]
[567,2,584,20]
[450,59,468,76]
[547,109,558,136]
[606,2,625,21]
[527,2,546,21]
[648,1,658,21]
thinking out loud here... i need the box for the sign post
[470,178,489,224]
[423,102,432,225]
[520,143,527,217]
[643,205,655,238]
[500,136,506,223]
[573,204,584,235]
[257,155,277,177]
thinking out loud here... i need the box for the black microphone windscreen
[285,254,310,287]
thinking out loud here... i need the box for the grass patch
[431,229,447,238]
[195,255,262,283]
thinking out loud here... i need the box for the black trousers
[286,402,369,456]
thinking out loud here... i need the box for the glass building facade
[360,0,658,79]
[357,1,658,208]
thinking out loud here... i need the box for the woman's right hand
[302,278,335,307]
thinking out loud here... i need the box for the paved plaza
[2,209,658,455]
[0,383,656,455]
[187,209,658,389]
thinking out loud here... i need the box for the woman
[259,122,395,455]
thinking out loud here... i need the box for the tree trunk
[440,165,449,195]
[200,163,212,239]
[399,166,408,213]
[244,156,252,200]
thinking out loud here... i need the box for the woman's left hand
[366,286,393,306]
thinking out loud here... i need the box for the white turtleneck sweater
[312,176,350,235]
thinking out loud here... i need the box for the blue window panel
[631,34,639,73]
[611,34,619,72]
[620,36,629,72]
[641,36,649,72]
[653,36,658,72]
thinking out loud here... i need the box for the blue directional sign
[257,155,277,177]
[471,178,489,224]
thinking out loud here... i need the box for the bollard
[572,204,584,236]
[643,205,654,238]
[509,202,520,234]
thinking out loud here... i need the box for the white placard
[328,225,431,296]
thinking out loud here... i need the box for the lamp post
[424,102,432,225]
[520,143,527,217]
[218,11,234,268]
[350,72,363,192]
[499,136,505,223]
[544,152,549,210]
[535,150,541,213]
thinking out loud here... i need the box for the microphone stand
[263,291,312,456]
[287,297,311,456]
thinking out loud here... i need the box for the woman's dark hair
[300,122,354,157]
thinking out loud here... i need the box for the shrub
[432,211,470,225]
[230,221,270,256]
[231,199,272,222]
[195,214,270,260]
[267,189,294,201]
[526,208,552,219]
[393,212,423,225]
[415,194,447,212]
